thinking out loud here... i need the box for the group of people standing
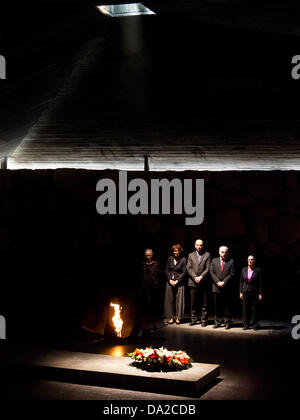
[141,239,263,331]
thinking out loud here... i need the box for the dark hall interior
[0,0,300,403]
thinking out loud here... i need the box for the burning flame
[110,303,123,337]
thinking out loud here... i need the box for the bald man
[210,246,235,329]
[187,239,211,326]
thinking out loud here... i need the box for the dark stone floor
[0,318,299,400]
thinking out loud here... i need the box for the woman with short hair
[164,244,187,325]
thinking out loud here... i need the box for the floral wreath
[128,347,193,371]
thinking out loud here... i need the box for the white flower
[130,347,191,370]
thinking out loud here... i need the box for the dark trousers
[242,291,259,327]
[213,291,231,325]
[190,286,208,322]
[164,283,185,321]
[141,284,161,329]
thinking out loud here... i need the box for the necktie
[221,260,224,272]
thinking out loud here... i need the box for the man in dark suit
[210,246,235,329]
[187,239,211,326]
[240,255,263,330]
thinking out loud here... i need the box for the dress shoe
[176,319,181,324]
[189,321,197,326]
[168,319,174,324]
[213,323,220,329]
[201,321,207,327]
[225,323,231,330]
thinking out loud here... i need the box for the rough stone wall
[0,169,299,339]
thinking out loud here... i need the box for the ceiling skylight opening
[96,3,156,17]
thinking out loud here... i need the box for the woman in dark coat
[240,255,263,330]
[164,244,187,324]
